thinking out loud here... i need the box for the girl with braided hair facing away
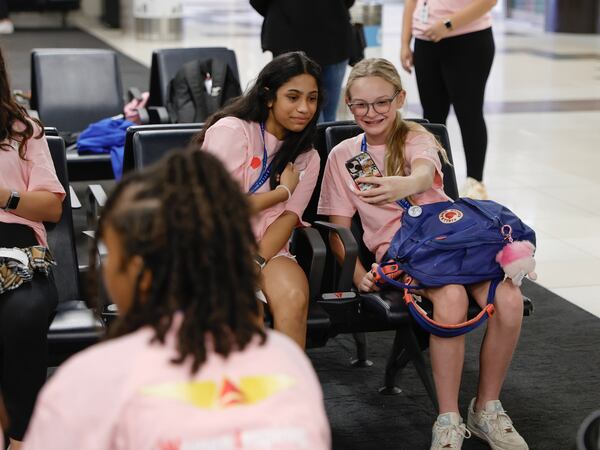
[22,150,330,450]
[194,51,323,349]
[0,46,64,450]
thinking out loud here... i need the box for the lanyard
[360,135,413,211]
[248,122,273,194]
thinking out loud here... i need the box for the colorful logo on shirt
[439,209,463,224]
[140,374,295,410]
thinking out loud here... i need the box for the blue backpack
[375,198,536,337]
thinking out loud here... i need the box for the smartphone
[345,152,382,191]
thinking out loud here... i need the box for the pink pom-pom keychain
[495,225,537,287]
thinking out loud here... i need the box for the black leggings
[0,224,57,440]
[414,28,495,182]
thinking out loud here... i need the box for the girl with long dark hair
[194,51,323,348]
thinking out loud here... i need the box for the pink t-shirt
[0,122,66,247]
[318,131,449,262]
[202,117,320,250]
[23,327,330,450]
[412,0,492,40]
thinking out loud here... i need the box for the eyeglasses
[347,90,401,117]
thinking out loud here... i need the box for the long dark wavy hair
[91,150,265,374]
[193,51,323,189]
[0,46,43,159]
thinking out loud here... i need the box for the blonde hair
[345,58,448,177]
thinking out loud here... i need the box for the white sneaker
[461,177,488,200]
[467,398,529,450]
[0,20,14,34]
[431,412,471,450]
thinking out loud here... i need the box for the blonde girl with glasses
[318,58,528,450]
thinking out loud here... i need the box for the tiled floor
[73,1,600,318]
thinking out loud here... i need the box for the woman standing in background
[401,0,497,200]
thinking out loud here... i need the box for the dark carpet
[307,279,600,450]
[0,27,149,94]
[3,26,600,450]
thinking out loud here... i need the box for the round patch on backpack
[439,209,463,224]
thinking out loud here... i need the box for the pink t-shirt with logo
[202,117,320,251]
[318,131,449,262]
[412,0,492,40]
[0,122,66,247]
[23,327,331,450]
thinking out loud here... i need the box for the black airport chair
[31,49,126,181]
[146,47,240,123]
[45,135,104,366]
[124,129,330,348]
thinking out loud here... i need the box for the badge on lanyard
[419,0,429,23]
[248,123,272,194]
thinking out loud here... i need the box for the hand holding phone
[345,153,382,191]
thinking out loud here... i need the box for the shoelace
[438,423,472,448]
[481,409,515,435]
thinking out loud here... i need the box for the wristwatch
[254,254,267,270]
[443,19,453,30]
[3,190,20,211]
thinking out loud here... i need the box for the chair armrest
[147,106,171,124]
[128,86,143,101]
[292,227,326,301]
[49,300,104,335]
[86,184,107,230]
[69,185,82,209]
[137,107,150,125]
[313,220,358,292]
[83,230,107,260]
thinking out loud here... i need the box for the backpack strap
[375,261,425,290]
[403,276,500,338]
[376,262,501,338]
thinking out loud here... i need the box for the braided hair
[91,149,265,374]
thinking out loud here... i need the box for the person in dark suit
[250,0,355,122]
